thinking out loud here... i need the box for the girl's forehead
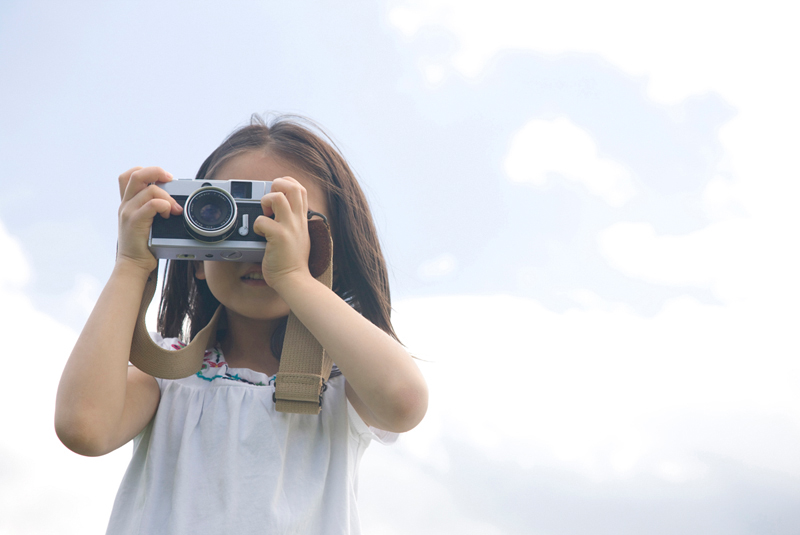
[214,151,295,181]
[214,150,329,216]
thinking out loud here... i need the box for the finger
[124,183,183,216]
[260,191,293,222]
[252,214,278,239]
[122,167,174,204]
[127,198,174,230]
[270,177,307,218]
[118,167,143,200]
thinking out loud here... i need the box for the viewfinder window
[230,181,252,199]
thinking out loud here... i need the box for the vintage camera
[149,179,272,262]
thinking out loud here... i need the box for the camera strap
[129,215,334,415]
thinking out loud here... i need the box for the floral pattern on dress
[195,346,271,386]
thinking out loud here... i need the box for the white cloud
[505,117,636,206]
[360,441,506,535]
[598,220,736,288]
[387,0,797,106]
[0,220,131,535]
[388,0,800,228]
[702,173,746,222]
[597,212,800,311]
[368,289,800,530]
[385,7,800,496]
[566,288,632,314]
[390,292,800,484]
[656,457,710,484]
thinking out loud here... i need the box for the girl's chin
[224,303,290,322]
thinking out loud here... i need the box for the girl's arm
[54,167,182,456]
[274,275,428,433]
[255,177,428,433]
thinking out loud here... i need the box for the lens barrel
[183,187,238,243]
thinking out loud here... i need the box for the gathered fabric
[106,334,396,535]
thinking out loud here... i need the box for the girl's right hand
[116,166,183,275]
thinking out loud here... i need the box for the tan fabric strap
[129,216,334,415]
[129,269,223,379]
[274,258,333,414]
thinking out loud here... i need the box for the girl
[55,115,428,534]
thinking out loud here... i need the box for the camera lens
[184,187,238,243]
[195,198,226,227]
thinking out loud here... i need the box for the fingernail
[166,172,174,179]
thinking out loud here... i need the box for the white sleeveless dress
[106,334,396,535]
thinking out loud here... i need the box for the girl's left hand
[252,177,313,291]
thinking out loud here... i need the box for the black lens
[189,191,232,230]
[194,200,225,227]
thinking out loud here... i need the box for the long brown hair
[157,114,397,358]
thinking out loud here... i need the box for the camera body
[149,179,272,262]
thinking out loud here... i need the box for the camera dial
[184,186,238,243]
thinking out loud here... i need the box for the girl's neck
[218,308,282,376]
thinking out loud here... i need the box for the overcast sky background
[2,1,799,533]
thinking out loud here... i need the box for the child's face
[194,150,329,322]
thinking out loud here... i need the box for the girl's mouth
[241,272,267,285]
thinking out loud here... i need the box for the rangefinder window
[230,181,252,199]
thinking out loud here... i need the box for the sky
[1,1,799,533]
